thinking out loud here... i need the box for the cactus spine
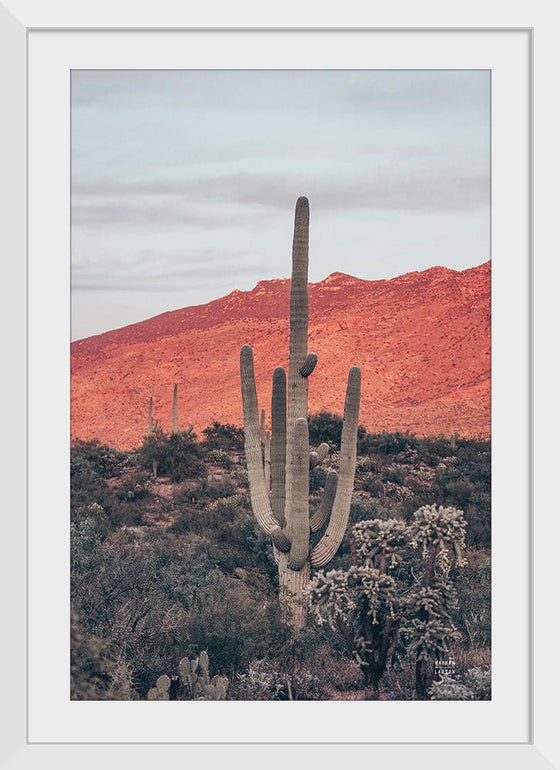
[240,197,361,627]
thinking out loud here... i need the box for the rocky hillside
[71,261,491,449]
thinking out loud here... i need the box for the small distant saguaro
[173,383,179,434]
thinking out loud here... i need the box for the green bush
[71,439,130,478]
[70,454,115,516]
[182,567,288,673]
[114,470,153,502]
[202,422,245,451]
[362,431,419,456]
[308,411,368,450]
[206,448,233,469]
[309,465,328,493]
[70,431,490,701]
[137,428,207,482]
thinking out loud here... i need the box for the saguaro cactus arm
[260,409,266,451]
[310,442,329,469]
[287,417,311,570]
[310,469,339,532]
[240,344,290,552]
[300,352,318,378]
[264,429,271,492]
[310,366,362,568]
[270,366,287,525]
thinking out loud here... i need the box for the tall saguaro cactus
[240,197,362,627]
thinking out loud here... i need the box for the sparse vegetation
[70,422,490,701]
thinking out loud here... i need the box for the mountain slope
[71,262,491,449]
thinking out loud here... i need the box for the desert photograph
[70,69,490,702]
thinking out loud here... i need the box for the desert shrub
[234,659,286,700]
[70,455,115,516]
[71,608,112,699]
[71,439,130,479]
[285,669,326,700]
[364,431,419,456]
[137,428,206,482]
[71,606,139,701]
[415,435,458,466]
[202,422,245,451]
[454,548,491,647]
[168,500,239,537]
[361,472,384,496]
[204,477,237,499]
[284,626,362,696]
[70,506,111,573]
[206,448,232,469]
[71,528,195,696]
[226,514,278,579]
[231,627,356,701]
[308,412,368,450]
[183,567,288,673]
[356,456,382,474]
[437,469,490,548]
[109,500,147,529]
[229,463,249,485]
[381,465,407,484]
[114,470,153,502]
[180,477,238,505]
[348,498,398,526]
[309,465,328,493]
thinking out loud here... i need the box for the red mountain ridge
[71,262,491,450]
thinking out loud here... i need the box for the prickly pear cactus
[147,651,228,701]
[147,674,171,701]
[178,651,229,700]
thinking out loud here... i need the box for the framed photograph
[3,3,554,768]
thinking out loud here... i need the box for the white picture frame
[2,1,555,767]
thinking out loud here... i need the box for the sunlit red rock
[71,262,491,450]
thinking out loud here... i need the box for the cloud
[71,69,489,120]
[71,199,239,228]
[72,166,488,229]
[71,256,261,292]
[70,69,490,337]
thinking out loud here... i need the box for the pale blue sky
[71,69,490,340]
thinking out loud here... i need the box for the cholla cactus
[307,518,405,695]
[352,518,408,572]
[240,197,361,628]
[307,563,401,695]
[408,504,467,581]
[307,506,468,699]
[405,505,467,698]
